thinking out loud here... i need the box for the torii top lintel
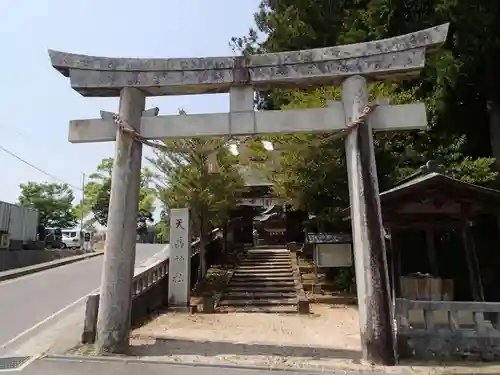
[49,23,449,97]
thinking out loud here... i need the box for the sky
[0,0,261,216]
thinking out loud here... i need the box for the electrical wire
[0,144,82,191]
[0,122,85,175]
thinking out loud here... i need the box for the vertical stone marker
[49,23,448,362]
[168,208,191,308]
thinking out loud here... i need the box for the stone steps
[238,262,291,267]
[218,298,297,306]
[228,282,295,288]
[240,258,290,266]
[233,274,292,279]
[237,264,292,269]
[230,278,294,283]
[223,292,297,298]
[236,267,292,275]
[217,305,299,313]
[241,260,290,262]
[227,286,296,293]
[217,248,303,313]
[242,256,290,259]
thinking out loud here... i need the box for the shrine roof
[343,172,500,219]
[380,172,500,203]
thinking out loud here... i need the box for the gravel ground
[65,304,500,374]
[129,305,381,372]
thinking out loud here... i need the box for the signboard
[307,232,352,244]
[168,208,191,307]
[309,232,353,268]
[84,232,91,242]
[238,198,282,207]
[315,243,353,267]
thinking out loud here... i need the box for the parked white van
[61,229,92,249]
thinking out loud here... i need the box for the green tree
[75,158,113,227]
[137,168,155,240]
[18,182,77,228]
[155,209,170,244]
[148,132,246,277]
[80,158,156,231]
[232,0,498,221]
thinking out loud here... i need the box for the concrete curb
[0,252,103,282]
[43,354,383,374]
[42,354,490,375]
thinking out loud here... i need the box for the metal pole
[80,172,85,251]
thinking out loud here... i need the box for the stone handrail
[289,249,310,314]
[130,253,169,299]
[81,229,220,344]
[396,298,500,360]
[130,237,201,300]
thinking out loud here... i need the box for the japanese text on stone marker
[175,219,185,230]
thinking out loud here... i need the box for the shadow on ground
[129,337,362,362]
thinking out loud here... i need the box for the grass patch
[65,343,97,356]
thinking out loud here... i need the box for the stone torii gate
[49,23,448,364]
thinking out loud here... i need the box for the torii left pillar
[96,87,145,354]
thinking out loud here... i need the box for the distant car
[61,234,81,249]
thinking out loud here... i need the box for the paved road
[0,244,169,353]
[20,357,335,375]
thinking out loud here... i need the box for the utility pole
[80,172,85,251]
[96,87,145,354]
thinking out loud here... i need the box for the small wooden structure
[229,166,306,247]
[380,172,500,360]
[228,166,276,245]
[382,172,500,303]
[306,233,353,286]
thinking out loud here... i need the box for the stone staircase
[217,248,308,313]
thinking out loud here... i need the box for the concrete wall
[0,249,84,272]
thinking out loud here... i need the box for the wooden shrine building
[227,166,306,247]
[380,172,500,303]
[227,166,283,246]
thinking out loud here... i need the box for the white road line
[0,246,169,350]
[0,287,99,350]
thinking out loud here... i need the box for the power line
[0,144,82,191]
[0,122,85,175]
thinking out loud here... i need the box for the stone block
[81,294,99,344]
[298,296,310,314]
[201,296,214,313]
[312,284,322,294]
